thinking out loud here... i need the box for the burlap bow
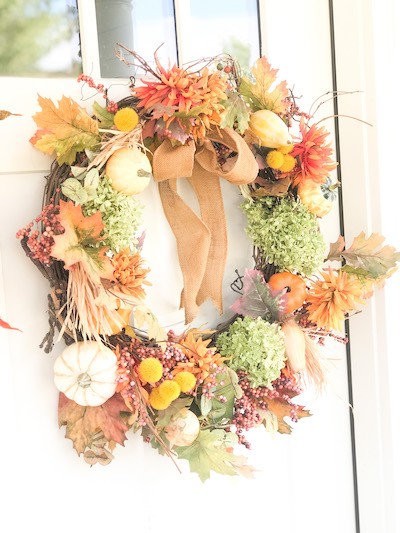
[152,127,258,324]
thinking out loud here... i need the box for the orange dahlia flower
[174,332,225,383]
[291,118,337,187]
[133,62,228,141]
[306,268,364,331]
[112,249,150,300]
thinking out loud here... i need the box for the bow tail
[188,164,227,313]
[158,180,211,324]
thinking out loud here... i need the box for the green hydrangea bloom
[83,177,143,252]
[242,196,326,276]
[216,316,286,389]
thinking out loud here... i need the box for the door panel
[0,2,357,532]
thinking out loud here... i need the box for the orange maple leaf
[265,398,311,434]
[51,200,113,281]
[58,393,131,455]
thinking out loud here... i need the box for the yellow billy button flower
[174,371,196,393]
[137,357,163,384]
[114,107,139,132]
[149,387,171,410]
[279,154,296,172]
[278,143,294,155]
[158,380,181,402]
[266,150,284,169]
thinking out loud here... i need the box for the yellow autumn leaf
[132,305,168,346]
[0,109,22,120]
[240,57,290,115]
[31,95,100,165]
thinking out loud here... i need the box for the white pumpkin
[106,147,152,195]
[54,341,118,406]
[164,408,200,447]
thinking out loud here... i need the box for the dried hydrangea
[216,316,286,389]
[83,177,143,252]
[242,196,325,276]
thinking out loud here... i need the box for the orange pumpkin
[268,272,306,314]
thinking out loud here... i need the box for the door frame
[332,0,398,531]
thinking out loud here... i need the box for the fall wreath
[17,46,400,480]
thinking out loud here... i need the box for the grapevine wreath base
[17,46,399,480]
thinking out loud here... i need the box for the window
[95,0,260,77]
[0,0,81,77]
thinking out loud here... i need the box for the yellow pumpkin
[297,181,333,217]
[249,109,292,148]
[106,147,152,195]
[53,341,118,406]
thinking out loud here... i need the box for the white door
[0,1,362,532]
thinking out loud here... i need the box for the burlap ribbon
[152,127,258,323]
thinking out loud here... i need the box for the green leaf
[207,367,241,424]
[341,232,400,278]
[84,168,100,189]
[175,429,239,482]
[200,395,213,416]
[156,397,193,430]
[61,178,89,204]
[35,133,99,165]
[93,101,115,128]
[341,265,371,279]
[226,367,243,399]
[70,166,87,179]
[220,91,250,133]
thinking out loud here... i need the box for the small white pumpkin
[54,341,118,406]
[106,147,152,195]
[164,408,200,447]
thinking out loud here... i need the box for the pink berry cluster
[231,394,262,448]
[16,203,63,266]
[116,343,149,425]
[297,304,347,346]
[231,370,305,447]
[77,74,118,113]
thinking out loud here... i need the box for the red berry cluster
[213,142,232,166]
[16,203,63,266]
[77,74,118,113]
